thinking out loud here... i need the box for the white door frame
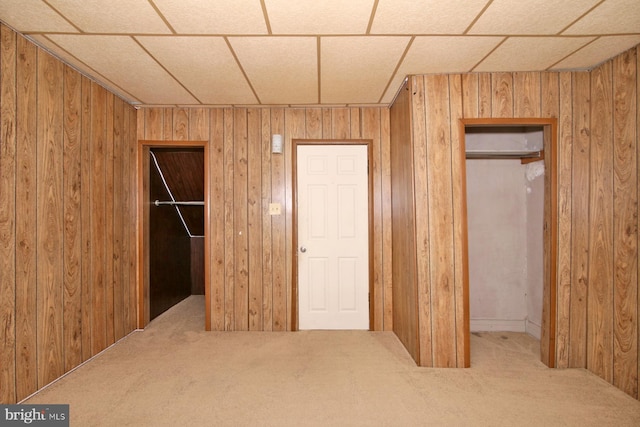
[292,139,374,331]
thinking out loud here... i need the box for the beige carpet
[26,296,640,426]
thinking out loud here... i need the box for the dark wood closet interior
[149,148,205,320]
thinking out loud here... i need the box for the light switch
[269,203,281,215]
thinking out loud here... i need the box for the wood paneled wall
[137,106,393,332]
[389,84,420,363]
[390,46,639,399]
[0,24,137,404]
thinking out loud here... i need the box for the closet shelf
[465,149,544,164]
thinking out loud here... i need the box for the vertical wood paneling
[570,72,591,368]
[261,109,273,331]
[588,62,614,383]
[322,108,332,138]
[462,73,479,118]
[332,108,349,139]
[14,34,37,401]
[90,83,108,356]
[62,64,83,370]
[247,108,263,330]
[0,25,138,404]
[491,73,514,118]
[0,24,17,404]
[234,109,249,331]
[553,72,573,368]
[425,74,457,367]
[104,93,115,346]
[449,74,468,367]
[285,108,305,329]
[478,73,492,118]
[36,50,64,388]
[363,108,383,331]
[350,107,361,138]
[112,97,124,342]
[540,124,553,367]
[390,81,420,362]
[514,72,541,118]
[162,107,172,140]
[129,107,138,332]
[612,49,638,397]
[271,108,286,331]
[637,44,640,399]
[122,102,132,334]
[380,107,393,330]
[189,108,208,140]
[173,108,188,140]
[80,76,93,362]
[210,109,225,331]
[223,108,235,330]
[305,108,322,139]
[411,77,432,366]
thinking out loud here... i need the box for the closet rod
[154,200,204,206]
[465,149,544,164]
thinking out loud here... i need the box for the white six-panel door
[297,144,369,330]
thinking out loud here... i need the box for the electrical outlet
[269,203,281,215]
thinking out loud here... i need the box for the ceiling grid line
[132,35,203,105]
[378,35,415,105]
[147,0,177,34]
[41,0,84,33]
[546,36,602,71]
[463,0,495,35]
[223,36,262,106]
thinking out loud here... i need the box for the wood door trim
[136,140,211,330]
[291,139,375,331]
[459,118,558,368]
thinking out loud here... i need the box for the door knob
[300,246,307,253]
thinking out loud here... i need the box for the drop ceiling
[1,0,639,107]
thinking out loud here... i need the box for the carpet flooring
[25,296,640,426]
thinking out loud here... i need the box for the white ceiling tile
[371,0,488,34]
[47,35,198,104]
[0,0,78,33]
[468,0,601,35]
[474,37,596,72]
[551,35,640,70]
[321,36,410,104]
[563,0,640,35]
[137,36,257,105]
[229,37,317,104]
[380,36,503,104]
[400,36,504,74]
[265,0,374,34]
[47,0,171,34]
[153,0,267,34]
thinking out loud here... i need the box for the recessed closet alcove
[465,126,545,339]
[149,147,205,320]
[138,141,209,328]
[460,118,557,367]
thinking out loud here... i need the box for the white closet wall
[466,129,544,338]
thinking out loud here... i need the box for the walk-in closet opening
[138,141,210,330]
[460,119,557,367]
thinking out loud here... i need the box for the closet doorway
[460,118,557,367]
[137,140,210,330]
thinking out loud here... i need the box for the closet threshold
[465,149,544,164]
